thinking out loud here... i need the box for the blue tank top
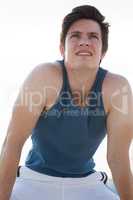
[25,60,108,177]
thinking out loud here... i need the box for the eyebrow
[69,31,100,36]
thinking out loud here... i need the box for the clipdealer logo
[110,85,129,115]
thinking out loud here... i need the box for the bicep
[106,77,133,162]
[107,112,132,163]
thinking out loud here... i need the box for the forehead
[67,19,101,35]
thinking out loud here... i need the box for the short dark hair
[60,5,110,54]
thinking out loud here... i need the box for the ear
[59,43,65,57]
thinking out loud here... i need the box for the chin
[74,60,98,70]
[65,59,99,70]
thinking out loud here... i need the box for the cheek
[66,42,74,50]
[65,43,76,55]
[66,38,77,48]
[95,43,102,54]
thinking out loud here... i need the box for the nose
[79,37,90,46]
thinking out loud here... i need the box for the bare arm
[106,75,133,200]
[0,63,54,200]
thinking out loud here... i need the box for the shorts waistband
[17,166,108,185]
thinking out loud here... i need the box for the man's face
[60,19,105,69]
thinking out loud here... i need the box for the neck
[65,63,99,92]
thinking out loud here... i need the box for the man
[0,5,133,200]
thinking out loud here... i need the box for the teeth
[77,52,92,56]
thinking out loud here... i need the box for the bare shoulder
[103,71,130,91]
[24,61,62,86]
[24,61,63,110]
[21,61,62,96]
[14,61,63,113]
[102,70,132,114]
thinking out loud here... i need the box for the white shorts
[10,166,120,200]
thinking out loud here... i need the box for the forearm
[109,160,133,200]
[0,142,22,200]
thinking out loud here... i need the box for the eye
[70,34,80,38]
[90,34,99,40]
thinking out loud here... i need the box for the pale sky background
[0,0,133,178]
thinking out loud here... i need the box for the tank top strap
[56,60,72,107]
[89,67,108,111]
[57,59,70,92]
[91,67,108,93]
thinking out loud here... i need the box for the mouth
[75,51,93,56]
